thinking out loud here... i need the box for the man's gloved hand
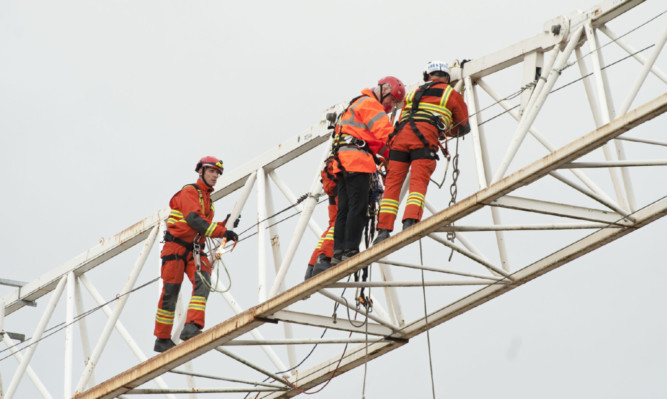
[223,230,238,242]
[225,213,241,228]
[458,122,472,137]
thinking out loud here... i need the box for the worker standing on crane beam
[153,156,239,353]
[374,61,470,244]
[327,76,405,267]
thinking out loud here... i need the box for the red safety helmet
[378,76,406,103]
[195,156,224,174]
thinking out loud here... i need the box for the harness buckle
[341,134,366,149]
[193,236,201,271]
[356,295,373,312]
[435,118,451,136]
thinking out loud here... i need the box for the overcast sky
[1,0,666,398]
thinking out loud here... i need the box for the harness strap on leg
[410,147,439,161]
[388,149,410,163]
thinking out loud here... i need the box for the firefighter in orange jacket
[329,76,405,265]
[154,156,239,353]
[374,61,470,244]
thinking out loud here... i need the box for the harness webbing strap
[389,81,441,151]
[164,231,201,250]
[161,232,208,265]
[185,184,210,215]
[388,148,439,163]
[332,95,371,176]
[410,81,439,112]
[388,149,410,163]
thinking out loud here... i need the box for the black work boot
[402,218,418,230]
[154,338,176,353]
[312,254,332,276]
[330,249,344,266]
[342,249,359,261]
[304,264,314,280]
[180,322,202,341]
[373,229,391,245]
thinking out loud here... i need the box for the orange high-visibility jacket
[333,88,394,174]
[166,179,227,243]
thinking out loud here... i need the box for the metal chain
[447,136,461,261]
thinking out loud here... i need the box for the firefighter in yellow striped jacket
[154,156,238,353]
[375,61,470,244]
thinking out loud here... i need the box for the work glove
[223,230,238,242]
[225,213,241,228]
[457,122,472,137]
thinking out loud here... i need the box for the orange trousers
[154,241,212,339]
[377,125,438,231]
[308,198,337,265]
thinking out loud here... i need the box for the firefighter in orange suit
[304,162,338,279]
[154,156,238,353]
[374,61,470,244]
[329,76,405,265]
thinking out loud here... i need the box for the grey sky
[1,0,666,398]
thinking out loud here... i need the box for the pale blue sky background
[1,1,665,398]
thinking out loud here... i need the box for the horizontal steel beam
[488,195,630,224]
[226,338,387,346]
[562,160,667,167]
[270,310,395,337]
[437,222,616,231]
[328,280,502,288]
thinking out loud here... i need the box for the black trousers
[334,172,370,253]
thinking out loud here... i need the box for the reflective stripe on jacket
[333,88,394,173]
[166,179,227,242]
[399,81,469,138]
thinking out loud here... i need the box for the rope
[341,296,368,328]
[199,256,233,293]
[420,240,437,399]
[242,283,352,399]
[235,197,329,244]
[557,9,667,75]
[246,330,353,398]
[235,193,311,238]
[241,327,331,399]
[275,334,352,396]
[360,267,372,399]
[0,276,160,362]
[553,43,655,91]
[429,155,451,189]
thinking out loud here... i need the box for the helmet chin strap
[200,168,214,188]
[378,83,388,103]
[375,84,392,113]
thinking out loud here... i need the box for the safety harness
[161,231,208,267]
[330,94,387,179]
[161,184,212,269]
[387,81,453,163]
